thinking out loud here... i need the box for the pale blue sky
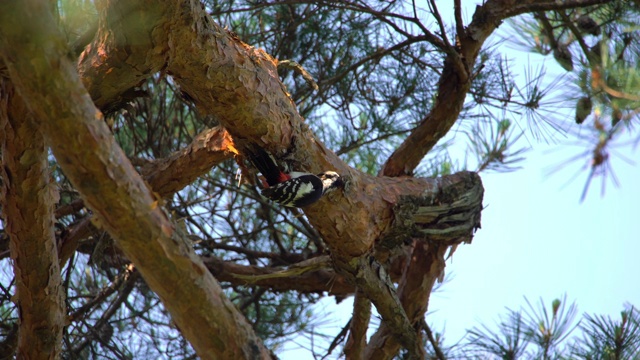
[428,141,640,341]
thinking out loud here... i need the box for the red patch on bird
[278,173,292,182]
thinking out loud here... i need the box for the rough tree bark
[0,1,272,359]
[0,82,65,358]
[72,1,484,355]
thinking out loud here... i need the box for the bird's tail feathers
[245,146,285,186]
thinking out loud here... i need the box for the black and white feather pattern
[261,173,324,207]
[244,145,343,207]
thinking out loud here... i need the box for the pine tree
[0,0,637,358]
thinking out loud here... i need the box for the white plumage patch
[261,174,323,207]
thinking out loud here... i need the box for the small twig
[535,11,559,49]
[68,264,137,322]
[428,0,468,81]
[323,318,351,359]
[557,11,594,64]
[421,319,447,360]
[70,264,138,356]
[453,0,466,44]
[592,67,640,101]
[278,60,319,91]
[427,0,452,49]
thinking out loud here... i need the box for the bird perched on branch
[244,146,342,208]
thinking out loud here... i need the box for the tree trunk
[0,1,272,358]
[0,81,65,359]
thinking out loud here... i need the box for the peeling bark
[140,126,237,196]
[53,125,235,220]
[53,126,235,267]
[0,81,65,359]
[72,0,485,261]
[0,0,614,357]
[73,0,485,355]
[77,0,168,112]
[203,255,354,296]
[2,0,489,357]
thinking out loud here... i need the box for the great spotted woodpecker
[246,146,342,207]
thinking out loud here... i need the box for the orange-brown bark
[4,0,495,357]
[0,0,611,357]
[141,126,237,195]
[54,126,235,266]
[77,1,168,111]
[344,291,371,359]
[72,1,483,354]
[74,0,482,262]
[203,255,354,296]
[0,81,65,359]
[0,1,271,359]
[152,1,482,267]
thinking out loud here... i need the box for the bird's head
[318,171,343,194]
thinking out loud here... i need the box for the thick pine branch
[83,1,485,355]
[3,0,487,357]
[0,1,271,359]
[140,126,237,196]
